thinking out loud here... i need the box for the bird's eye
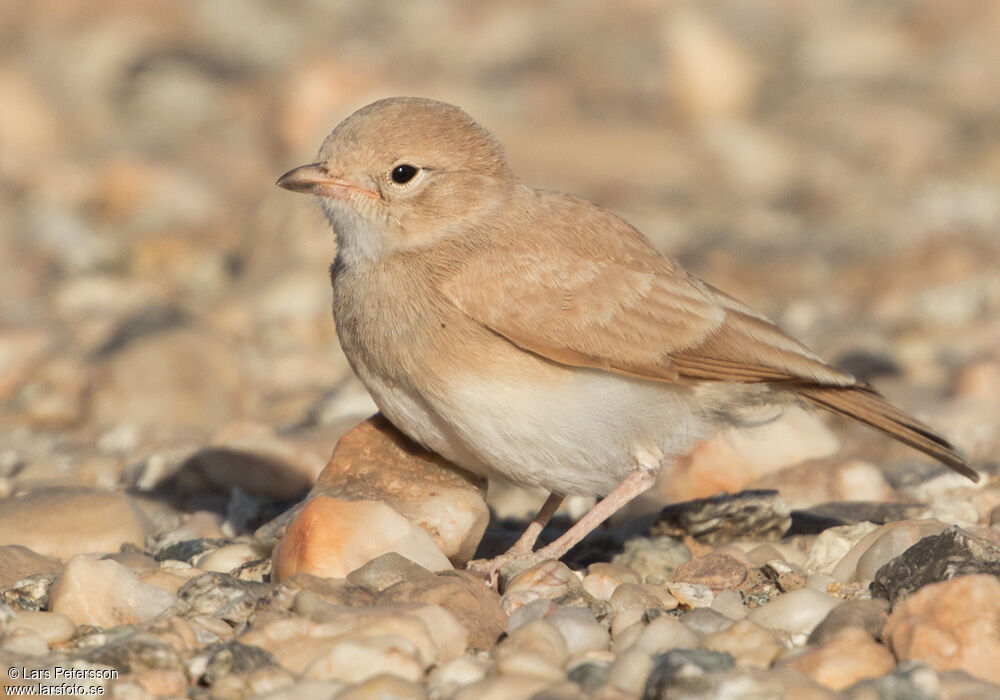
[390,164,419,184]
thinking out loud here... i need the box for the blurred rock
[752,460,896,511]
[674,553,748,590]
[183,422,324,500]
[830,519,947,583]
[0,545,60,588]
[660,409,840,502]
[783,626,895,691]
[91,329,250,431]
[884,575,1000,684]
[50,555,178,627]
[652,490,790,545]
[807,599,889,646]
[747,589,843,637]
[0,488,151,561]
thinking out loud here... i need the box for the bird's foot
[465,545,541,590]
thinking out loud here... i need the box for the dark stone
[643,649,735,699]
[176,572,271,626]
[650,490,790,545]
[567,661,609,691]
[872,526,1000,606]
[151,537,229,564]
[0,573,57,611]
[202,642,278,686]
[808,598,890,645]
[86,635,184,674]
[788,501,927,535]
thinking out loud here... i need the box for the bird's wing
[440,247,853,387]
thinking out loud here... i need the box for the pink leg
[530,469,656,562]
[466,492,564,584]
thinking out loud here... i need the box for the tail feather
[799,384,979,482]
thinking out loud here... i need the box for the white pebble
[747,588,843,636]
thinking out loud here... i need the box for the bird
[277,96,978,582]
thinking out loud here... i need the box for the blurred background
[1,1,998,516]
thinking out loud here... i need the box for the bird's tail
[798,384,979,482]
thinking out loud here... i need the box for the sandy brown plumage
[277,96,977,582]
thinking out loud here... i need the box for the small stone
[546,606,610,655]
[196,542,269,574]
[582,562,639,601]
[311,414,489,565]
[507,598,556,632]
[666,582,714,609]
[872,526,1000,606]
[747,588,843,637]
[87,635,186,675]
[10,610,75,645]
[0,488,151,562]
[884,574,1000,684]
[680,608,735,637]
[49,555,178,628]
[674,552,748,590]
[700,618,783,669]
[612,537,691,580]
[202,641,279,686]
[494,618,568,668]
[503,559,581,601]
[710,589,748,620]
[0,573,56,611]
[651,490,791,545]
[804,522,880,576]
[608,648,655,695]
[784,626,895,691]
[334,673,428,700]
[2,627,48,655]
[427,656,489,697]
[609,582,678,613]
[0,545,61,588]
[176,572,270,627]
[272,496,452,581]
[632,615,699,655]
[375,570,506,650]
[452,674,553,700]
[303,634,426,684]
[643,648,736,698]
[808,599,889,645]
[830,519,947,583]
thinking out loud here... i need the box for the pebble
[545,605,610,655]
[49,555,179,627]
[607,648,656,695]
[830,519,946,582]
[10,610,75,645]
[872,526,1000,605]
[643,648,736,697]
[304,634,427,684]
[673,552,748,589]
[0,488,151,561]
[311,414,489,565]
[335,674,428,700]
[784,626,895,691]
[747,588,843,637]
[680,607,735,637]
[884,574,1000,684]
[808,598,889,645]
[581,562,639,600]
[608,582,678,612]
[502,559,581,601]
[426,656,490,697]
[632,615,699,655]
[666,581,715,608]
[612,537,691,580]
[803,521,879,576]
[271,496,452,581]
[710,589,748,620]
[700,618,783,669]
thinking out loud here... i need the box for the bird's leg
[525,468,657,564]
[466,492,564,585]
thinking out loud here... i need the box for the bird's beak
[275,163,380,199]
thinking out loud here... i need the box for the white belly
[357,358,718,496]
